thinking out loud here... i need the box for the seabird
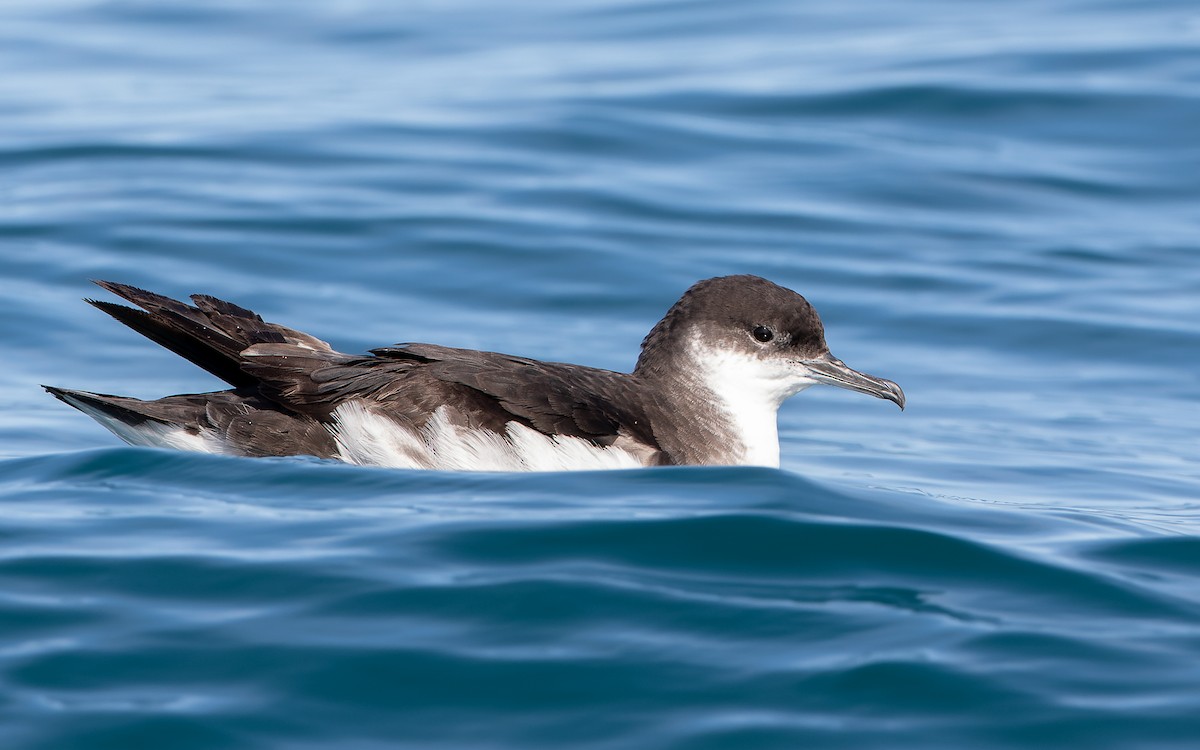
[44,275,904,471]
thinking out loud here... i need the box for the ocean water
[2,0,1199,747]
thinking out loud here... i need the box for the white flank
[328,401,644,472]
[60,393,226,454]
[688,335,815,467]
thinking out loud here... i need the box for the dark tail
[43,385,166,427]
[43,384,340,457]
[84,281,332,388]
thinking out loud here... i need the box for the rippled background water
[2,1,1199,748]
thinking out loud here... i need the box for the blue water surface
[1,1,1199,748]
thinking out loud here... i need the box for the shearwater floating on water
[45,275,904,471]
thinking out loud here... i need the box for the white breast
[328,401,646,472]
[688,337,815,468]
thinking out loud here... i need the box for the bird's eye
[752,325,774,343]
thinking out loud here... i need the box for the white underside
[70,392,645,471]
[328,402,646,472]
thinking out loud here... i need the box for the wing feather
[244,343,664,459]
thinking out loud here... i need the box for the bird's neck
[638,333,807,468]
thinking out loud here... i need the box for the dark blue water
[2,1,1199,747]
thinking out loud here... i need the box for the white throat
[688,336,814,467]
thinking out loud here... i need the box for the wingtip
[88,280,177,310]
[89,279,137,304]
[42,384,73,402]
[90,279,139,297]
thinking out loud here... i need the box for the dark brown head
[635,275,904,409]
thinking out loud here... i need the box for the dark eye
[752,325,774,343]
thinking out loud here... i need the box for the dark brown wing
[241,342,665,458]
[82,281,669,463]
[385,344,660,449]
